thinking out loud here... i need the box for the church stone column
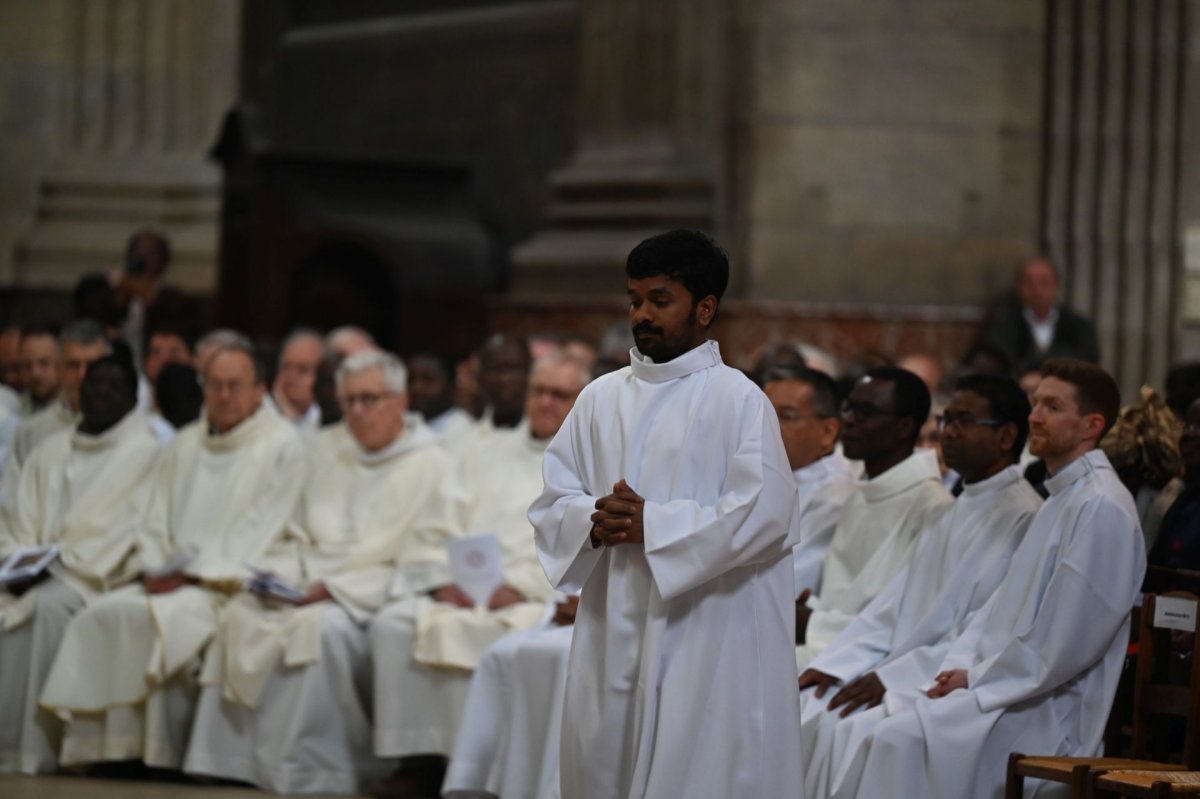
[510,0,730,293]
[14,0,240,293]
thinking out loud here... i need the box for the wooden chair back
[1130,593,1200,769]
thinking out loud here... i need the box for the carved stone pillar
[510,0,730,293]
[13,0,240,292]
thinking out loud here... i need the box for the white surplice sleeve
[967,497,1144,712]
[810,563,912,681]
[640,393,797,601]
[530,393,604,593]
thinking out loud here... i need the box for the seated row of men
[0,330,594,795]
[0,316,1147,798]
[442,357,1142,799]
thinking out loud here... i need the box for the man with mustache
[834,358,1143,799]
[530,229,801,799]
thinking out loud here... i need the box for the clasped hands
[590,479,645,547]
[796,666,968,716]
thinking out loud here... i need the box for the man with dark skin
[478,334,530,430]
[0,353,161,775]
[800,379,1029,713]
[796,369,929,642]
[530,230,801,798]
[3,357,138,599]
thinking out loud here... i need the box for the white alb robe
[834,450,1145,799]
[413,424,556,671]
[442,623,574,799]
[530,340,802,799]
[799,464,1042,797]
[39,403,306,768]
[11,400,77,468]
[796,448,951,668]
[371,423,552,759]
[0,411,160,774]
[184,420,465,794]
[790,450,860,597]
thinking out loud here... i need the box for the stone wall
[734,1,1044,307]
[0,0,239,308]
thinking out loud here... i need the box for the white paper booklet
[0,543,60,587]
[447,532,504,606]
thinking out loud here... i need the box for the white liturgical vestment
[183,419,464,794]
[798,464,1042,797]
[834,450,1144,799]
[0,410,160,774]
[791,450,859,597]
[529,340,802,799]
[39,403,306,768]
[795,448,952,668]
[11,400,78,468]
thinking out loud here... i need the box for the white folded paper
[447,532,504,606]
[0,543,60,587]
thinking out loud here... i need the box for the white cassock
[529,340,802,799]
[39,403,306,768]
[10,400,78,468]
[833,450,1145,799]
[442,624,574,799]
[183,419,465,794]
[798,464,1042,797]
[790,450,860,597]
[795,448,951,669]
[371,423,548,759]
[0,411,160,774]
[425,405,478,446]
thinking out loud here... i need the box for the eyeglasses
[340,392,393,411]
[935,413,1007,432]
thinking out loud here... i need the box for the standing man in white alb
[530,229,802,799]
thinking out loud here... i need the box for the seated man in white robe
[797,374,1042,797]
[407,352,477,445]
[439,352,592,798]
[531,230,802,799]
[370,351,590,795]
[0,355,160,774]
[270,328,326,431]
[183,351,467,794]
[834,358,1144,799]
[795,366,952,669]
[39,340,306,769]
[142,322,195,443]
[763,366,859,597]
[16,323,60,416]
[10,319,111,468]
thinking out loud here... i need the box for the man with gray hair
[40,338,307,770]
[373,351,590,795]
[194,328,253,375]
[10,320,111,468]
[327,325,378,364]
[270,328,326,431]
[183,350,468,794]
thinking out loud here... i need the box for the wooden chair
[1005,593,1200,798]
[1092,769,1200,797]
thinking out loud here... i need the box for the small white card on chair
[1154,595,1198,633]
